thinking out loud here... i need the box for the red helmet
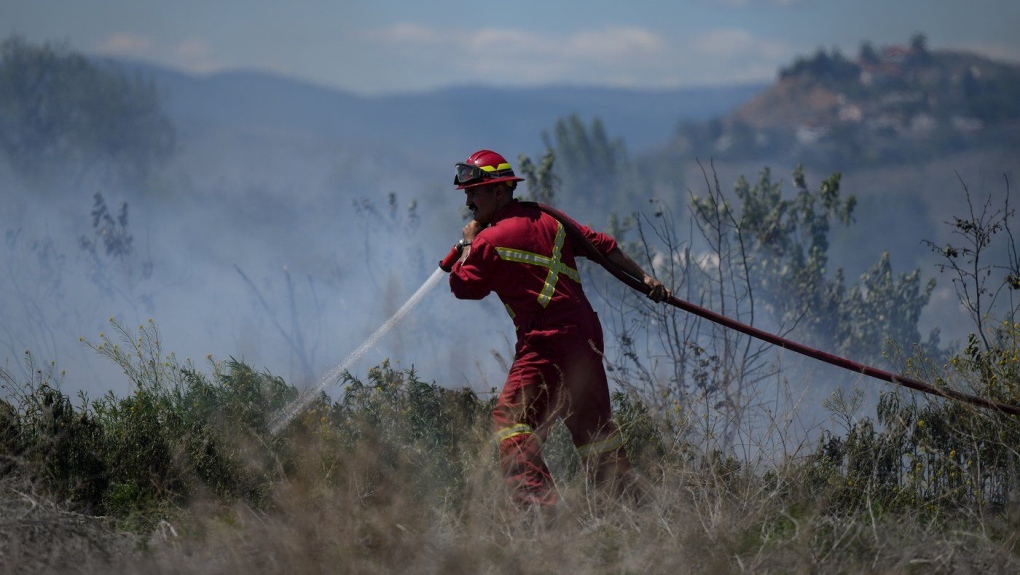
[453,149,525,189]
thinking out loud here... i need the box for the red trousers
[493,313,633,507]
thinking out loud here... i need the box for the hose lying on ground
[532,201,1020,417]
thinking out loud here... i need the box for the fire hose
[441,201,1020,417]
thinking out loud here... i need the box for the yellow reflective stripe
[536,224,568,306]
[561,266,581,283]
[576,432,624,458]
[496,247,551,266]
[479,162,512,172]
[494,222,580,308]
[504,303,516,318]
[496,423,535,443]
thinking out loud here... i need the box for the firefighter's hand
[462,220,483,242]
[644,276,670,303]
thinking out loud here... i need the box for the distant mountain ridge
[117,59,766,160]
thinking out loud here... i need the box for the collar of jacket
[489,199,525,227]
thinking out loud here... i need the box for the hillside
[119,59,764,161]
[630,42,1020,353]
[672,40,1020,170]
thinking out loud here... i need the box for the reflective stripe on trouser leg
[576,430,624,458]
[495,424,558,507]
[496,423,538,444]
[574,427,635,497]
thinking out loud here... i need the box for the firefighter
[446,149,670,509]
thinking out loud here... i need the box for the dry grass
[3,324,1020,573]
[4,424,1019,575]
[0,474,140,574]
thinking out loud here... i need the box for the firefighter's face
[464,183,503,224]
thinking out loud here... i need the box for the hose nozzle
[439,244,461,272]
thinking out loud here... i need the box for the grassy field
[3,318,1020,574]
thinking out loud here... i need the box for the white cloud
[690,28,788,60]
[691,28,757,56]
[96,33,154,57]
[464,28,544,54]
[361,23,793,89]
[94,33,222,75]
[957,41,1020,64]
[171,38,220,74]
[371,23,444,46]
[564,27,665,60]
[708,0,807,6]
[174,38,211,61]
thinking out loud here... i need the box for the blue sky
[4,0,1020,95]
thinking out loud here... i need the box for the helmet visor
[454,163,486,186]
[454,162,517,187]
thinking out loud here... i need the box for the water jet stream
[271,267,446,434]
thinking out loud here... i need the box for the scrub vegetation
[3,176,1020,574]
[3,35,1020,574]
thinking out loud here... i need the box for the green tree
[0,36,175,189]
[732,165,936,365]
[859,41,879,66]
[600,162,938,437]
[813,178,1020,519]
[516,150,558,206]
[540,114,633,215]
[781,47,860,84]
[839,253,938,362]
[923,176,1018,352]
[729,166,854,337]
[909,33,929,56]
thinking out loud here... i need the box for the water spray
[270,266,447,435]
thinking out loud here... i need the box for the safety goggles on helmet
[454,162,516,186]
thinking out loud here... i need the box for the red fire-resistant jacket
[449,201,616,337]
